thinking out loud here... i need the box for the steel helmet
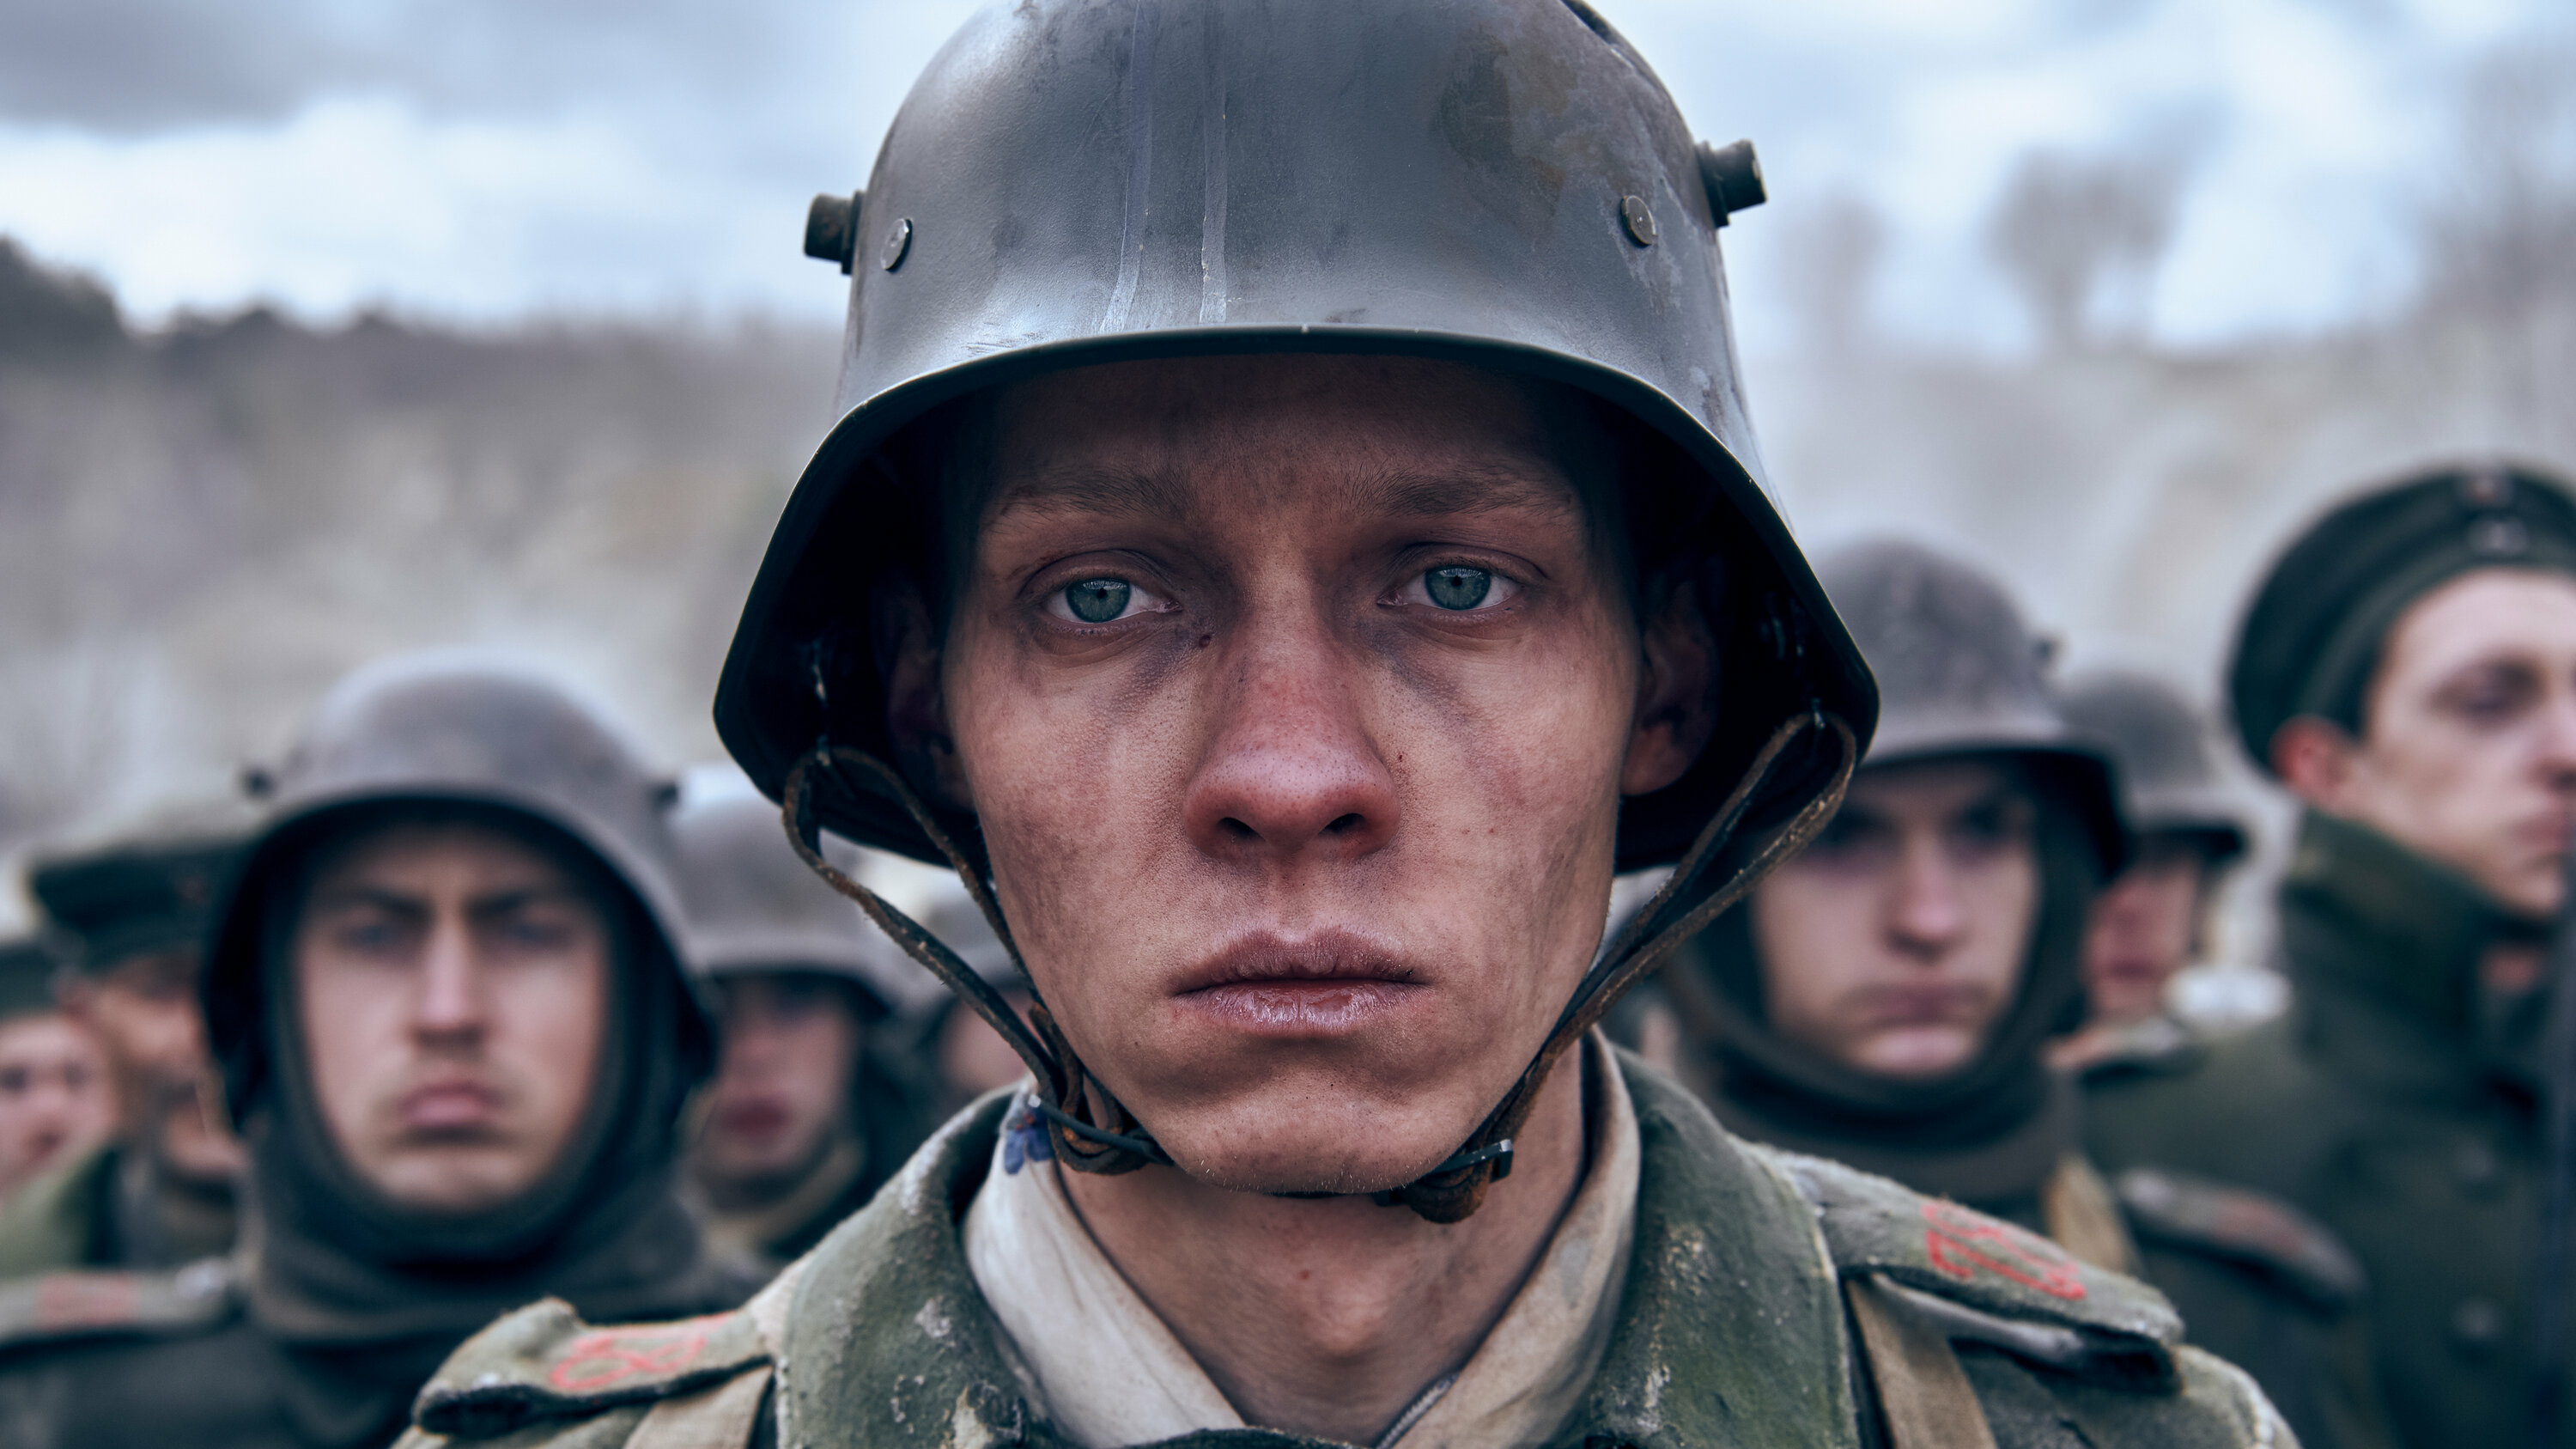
[204,650,711,1124]
[671,791,906,1017]
[718,0,1879,1221]
[2059,670,2248,867]
[715,0,1871,868]
[1820,539,2125,874]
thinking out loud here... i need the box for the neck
[1059,1056,1589,1445]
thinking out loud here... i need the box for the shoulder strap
[2038,1155,2142,1275]
[1767,1146,2183,1349]
[2114,1165,2367,1310]
[1845,1275,1997,1449]
[0,1257,236,1352]
[406,1257,806,1446]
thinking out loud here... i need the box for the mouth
[1171,929,1429,1038]
[1853,985,1989,1029]
[714,1098,792,1141]
[398,1078,505,1135]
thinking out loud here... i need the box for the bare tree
[2412,42,2576,447]
[1986,146,2189,354]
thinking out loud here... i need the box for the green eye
[1424,566,1493,611]
[1064,579,1133,624]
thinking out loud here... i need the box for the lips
[714,1098,793,1141]
[1851,984,1989,1028]
[1170,929,1428,1038]
[398,1079,503,1133]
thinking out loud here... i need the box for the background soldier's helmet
[670,792,903,1020]
[1821,539,2126,874]
[202,650,711,1126]
[716,0,1875,872]
[2058,671,2248,868]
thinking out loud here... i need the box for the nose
[1182,612,1400,867]
[411,915,488,1043]
[1886,833,1968,959]
[2537,686,2576,787]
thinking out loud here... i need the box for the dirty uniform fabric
[398,1055,2287,1449]
[963,1034,1639,1447]
[2088,810,2565,1448]
[0,1139,237,1277]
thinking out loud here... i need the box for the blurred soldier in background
[0,820,246,1274]
[0,653,751,1447]
[405,4,2284,1443]
[674,791,933,1267]
[2050,670,2251,1076]
[2088,465,2576,1448]
[1636,539,2392,1449]
[0,939,111,1201]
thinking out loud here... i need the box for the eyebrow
[988,462,1582,524]
[307,885,581,919]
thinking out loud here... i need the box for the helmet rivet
[1619,194,1657,247]
[881,217,914,272]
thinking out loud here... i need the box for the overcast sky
[0,0,2558,352]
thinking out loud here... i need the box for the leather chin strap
[780,709,1855,1224]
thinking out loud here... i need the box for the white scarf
[963,1032,1641,1447]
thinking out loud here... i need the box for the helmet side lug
[804,191,864,274]
[1698,139,1766,228]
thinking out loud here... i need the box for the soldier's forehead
[985,460,1583,524]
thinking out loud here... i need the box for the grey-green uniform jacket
[396,1060,2286,1449]
[2087,812,2562,1448]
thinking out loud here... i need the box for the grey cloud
[0,0,844,134]
[0,0,342,132]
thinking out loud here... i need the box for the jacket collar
[772,1059,1858,1449]
[2280,811,2520,1029]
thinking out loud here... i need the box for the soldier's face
[291,820,611,1215]
[0,1013,112,1196]
[2283,568,2576,919]
[2080,837,2212,1026]
[896,354,1710,1193]
[1749,758,2038,1080]
[694,973,863,1194]
[66,947,207,1097]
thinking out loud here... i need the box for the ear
[1622,580,1719,796]
[880,582,977,812]
[2269,715,2360,813]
